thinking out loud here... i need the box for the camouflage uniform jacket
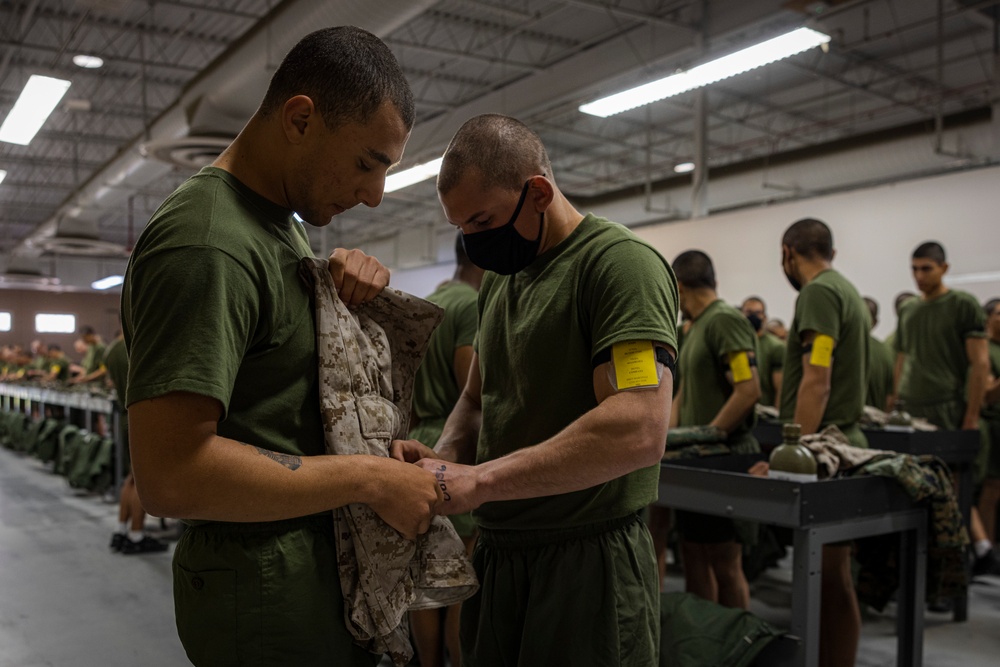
[301,258,479,665]
[802,426,968,608]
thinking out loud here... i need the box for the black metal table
[755,421,978,622]
[658,454,928,667]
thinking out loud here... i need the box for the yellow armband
[611,340,660,389]
[809,334,834,368]
[728,351,753,383]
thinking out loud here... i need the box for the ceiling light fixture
[0,169,6,185]
[580,27,831,117]
[73,54,104,69]
[384,157,444,193]
[673,162,696,174]
[0,75,72,145]
[91,275,124,290]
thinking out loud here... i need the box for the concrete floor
[2,444,999,667]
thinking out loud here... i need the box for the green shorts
[461,513,659,667]
[172,514,377,667]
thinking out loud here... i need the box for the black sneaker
[121,535,169,555]
[972,549,1000,577]
[109,532,126,552]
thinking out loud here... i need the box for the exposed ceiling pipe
[11,0,439,258]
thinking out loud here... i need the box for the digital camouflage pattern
[300,258,479,665]
[800,426,968,608]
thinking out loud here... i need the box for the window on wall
[35,313,76,334]
[0,312,10,332]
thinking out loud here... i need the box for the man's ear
[528,175,555,213]
[282,95,317,144]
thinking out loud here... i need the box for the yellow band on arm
[612,340,659,389]
[729,351,753,383]
[809,334,835,368]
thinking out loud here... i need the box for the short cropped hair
[782,218,834,261]
[742,296,766,311]
[985,298,1000,317]
[912,241,946,265]
[79,325,96,337]
[672,250,717,290]
[863,297,879,324]
[259,27,414,130]
[438,114,552,195]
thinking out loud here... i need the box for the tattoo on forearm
[434,464,452,502]
[247,444,302,471]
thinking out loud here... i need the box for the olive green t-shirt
[866,335,895,411]
[123,166,322,458]
[409,280,479,447]
[474,214,678,530]
[678,300,758,440]
[895,290,987,407]
[983,339,1000,422]
[103,338,128,408]
[81,342,106,375]
[757,332,785,407]
[779,269,869,443]
[48,355,70,382]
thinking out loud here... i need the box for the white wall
[629,165,1000,339]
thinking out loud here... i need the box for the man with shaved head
[394,114,678,666]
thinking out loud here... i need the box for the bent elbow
[133,473,193,519]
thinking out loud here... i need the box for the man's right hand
[390,438,439,463]
[366,459,444,540]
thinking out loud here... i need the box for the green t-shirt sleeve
[584,240,679,358]
[707,309,758,361]
[794,281,842,343]
[125,246,259,417]
[958,293,988,339]
[454,293,479,349]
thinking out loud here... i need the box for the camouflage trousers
[301,258,479,665]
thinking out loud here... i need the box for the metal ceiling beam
[388,37,543,71]
[0,38,202,73]
[558,0,696,31]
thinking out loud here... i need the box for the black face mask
[462,180,543,275]
[746,313,764,332]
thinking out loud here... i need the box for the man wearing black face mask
[392,114,679,666]
[741,296,784,408]
[774,217,869,667]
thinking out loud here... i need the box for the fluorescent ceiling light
[580,27,830,117]
[0,169,6,185]
[91,275,124,290]
[947,271,1000,286]
[673,162,695,174]
[73,54,104,69]
[385,157,443,193]
[0,75,72,145]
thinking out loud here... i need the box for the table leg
[896,524,926,667]
[955,467,972,622]
[791,528,823,667]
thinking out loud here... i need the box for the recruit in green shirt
[123,166,323,459]
[81,342,106,375]
[866,335,895,412]
[473,214,679,531]
[756,332,784,407]
[895,290,987,408]
[678,300,759,441]
[779,269,869,447]
[409,280,479,447]
[983,339,1000,422]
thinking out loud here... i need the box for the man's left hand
[416,459,483,515]
[328,248,390,307]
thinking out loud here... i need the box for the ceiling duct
[34,218,127,257]
[12,0,440,258]
[0,256,59,287]
[140,97,244,170]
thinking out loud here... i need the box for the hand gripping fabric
[300,258,479,665]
